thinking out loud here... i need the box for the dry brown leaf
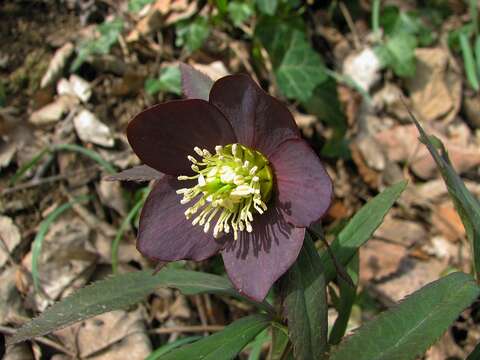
[40,42,74,88]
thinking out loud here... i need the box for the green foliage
[228,1,254,27]
[376,32,417,77]
[330,272,480,360]
[145,66,182,96]
[467,341,480,360]
[375,5,434,77]
[128,0,155,13]
[329,253,359,345]
[146,336,202,360]
[0,80,5,107]
[460,32,480,91]
[246,329,270,360]
[9,269,241,345]
[321,180,408,283]
[256,20,327,102]
[71,18,124,71]
[282,236,328,360]
[176,18,210,53]
[32,195,91,293]
[409,109,480,280]
[256,0,278,15]
[158,315,271,360]
[270,326,290,360]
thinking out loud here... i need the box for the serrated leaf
[282,236,328,360]
[330,272,480,360]
[158,315,271,360]
[275,30,327,102]
[9,269,239,345]
[256,0,277,15]
[179,63,214,100]
[145,66,182,96]
[322,180,407,283]
[409,110,480,279]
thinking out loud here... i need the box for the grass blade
[53,144,116,174]
[460,32,479,91]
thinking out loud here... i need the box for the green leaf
[158,315,271,360]
[8,269,240,345]
[175,18,210,54]
[146,336,202,360]
[376,32,417,77]
[330,272,480,360]
[275,30,327,102]
[322,180,407,283]
[329,252,359,345]
[71,18,124,71]
[270,325,290,360]
[0,80,5,107]
[475,35,480,76]
[466,341,480,360]
[460,32,480,91]
[128,0,155,13]
[145,66,182,96]
[281,236,328,360]
[227,1,253,27]
[409,110,480,279]
[246,329,270,360]
[256,0,277,15]
[32,195,91,292]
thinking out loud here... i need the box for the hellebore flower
[127,72,332,302]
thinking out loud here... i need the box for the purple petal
[180,63,214,100]
[127,99,236,175]
[270,139,333,227]
[221,203,305,302]
[209,75,300,156]
[137,177,226,261]
[104,165,163,182]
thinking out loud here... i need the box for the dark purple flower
[127,72,333,302]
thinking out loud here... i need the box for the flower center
[176,143,273,240]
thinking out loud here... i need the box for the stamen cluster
[177,143,273,240]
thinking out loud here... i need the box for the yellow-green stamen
[177,143,273,240]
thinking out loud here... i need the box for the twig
[2,166,101,195]
[0,325,75,357]
[339,1,361,49]
[148,324,224,335]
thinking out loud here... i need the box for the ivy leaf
[71,18,124,71]
[281,236,328,360]
[158,315,271,360]
[322,180,407,283]
[227,1,253,27]
[145,66,182,96]
[176,18,210,53]
[256,0,278,15]
[8,269,239,345]
[275,30,327,101]
[376,32,417,77]
[256,20,327,101]
[330,272,480,360]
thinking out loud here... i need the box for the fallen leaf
[0,216,21,268]
[73,109,114,147]
[29,95,78,125]
[40,42,75,88]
